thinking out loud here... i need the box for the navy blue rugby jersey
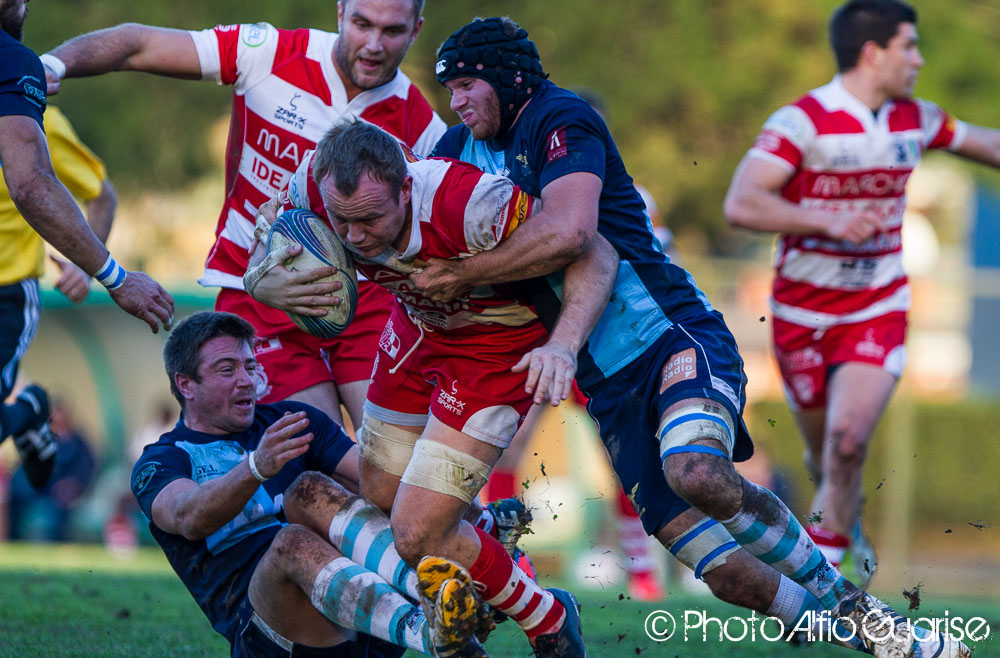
[0,30,45,127]
[131,401,353,643]
[433,81,714,389]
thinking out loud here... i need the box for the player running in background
[134,310,485,658]
[724,0,1000,585]
[43,0,444,427]
[251,120,617,656]
[1,0,171,491]
[426,16,972,657]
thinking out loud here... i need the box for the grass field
[0,543,996,657]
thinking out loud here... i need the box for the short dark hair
[312,120,407,199]
[830,0,918,71]
[162,311,255,408]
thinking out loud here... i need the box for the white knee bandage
[666,517,740,579]
[358,416,421,477]
[657,402,736,461]
[400,438,491,504]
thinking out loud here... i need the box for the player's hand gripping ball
[266,209,358,337]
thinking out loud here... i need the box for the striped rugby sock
[469,526,565,638]
[328,496,419,600]
[721,481,858,611]
[311,557,429,652]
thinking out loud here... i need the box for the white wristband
[39,54,66,80]
[94,253,128,290]
[247,450,269,483]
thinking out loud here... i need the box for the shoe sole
[418,557,495,644]
[435,577,486,654]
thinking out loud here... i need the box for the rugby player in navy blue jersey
[421,16,971,658]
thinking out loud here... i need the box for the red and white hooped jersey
[188,22,446,290]
[285,153,537,334]
[749,76,967,329]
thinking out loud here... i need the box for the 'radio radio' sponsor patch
[660,348,697,393]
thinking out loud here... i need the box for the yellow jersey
[0,106,108,286]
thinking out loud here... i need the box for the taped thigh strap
[657,402,735,464]
[358,415,421,477]
[666,517,740,579]
[400,438,491,504]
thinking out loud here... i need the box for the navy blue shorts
[232,597,405,658]
[0,278,40,401]
[582,310,754,536]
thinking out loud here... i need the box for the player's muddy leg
[248,524,431,652]
[285,470,421,600]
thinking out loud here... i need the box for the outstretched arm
[724,154,885,244]
[410,172,601,301]
[0,115,173,331]
[953,124,1000,168]
[44,24,201,93]
[513,233,619,405]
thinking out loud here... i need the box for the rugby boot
[531,588,586,658]
[839,592,971,658]
[486,497,533,555]
[11,385,57,489]
[418,556,495,644]
[431,577,489,658]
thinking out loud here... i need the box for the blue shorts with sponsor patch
[582,310,754,535]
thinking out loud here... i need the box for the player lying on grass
[249,120,619,657]
[132,310,506,658]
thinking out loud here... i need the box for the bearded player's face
[335,0,422,96]
[445,77,501,140]
[0,0,28,42]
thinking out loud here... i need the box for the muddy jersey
[130,401,353,643]
[285,153,538,334]
[748,76,966,329]
[188,22,445,294]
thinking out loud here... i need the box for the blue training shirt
[130,401,353,643]
[0,30,46,128]
[433,81,714,389]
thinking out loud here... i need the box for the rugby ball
[266,208,358,338]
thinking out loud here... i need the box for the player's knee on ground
[284,471,352,526]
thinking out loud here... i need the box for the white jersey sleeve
[749,104,816,171]
[187,23,279,93]
[916,97,968,152]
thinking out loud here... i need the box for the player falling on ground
[134,310,486,658]
[724,0,1000,587]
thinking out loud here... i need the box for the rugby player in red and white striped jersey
[43,0,445,429]
[725,0,1000,596]
[252,121,614,656]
